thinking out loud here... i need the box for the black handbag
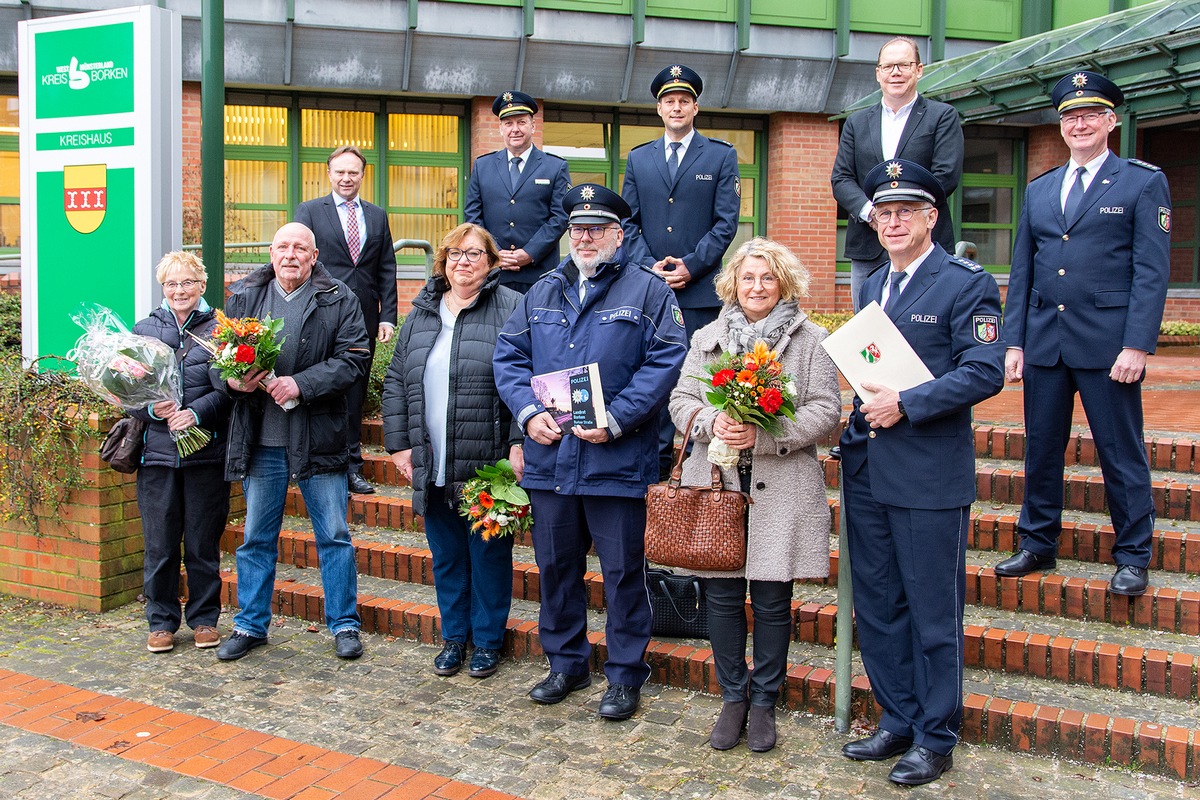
[99,416,146,474]
[647,567,709,639]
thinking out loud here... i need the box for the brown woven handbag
[645,408,750,571]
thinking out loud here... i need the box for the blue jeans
[232,446,360,638]
[423,485,514,650]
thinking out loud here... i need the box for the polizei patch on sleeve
[973,315,999,344]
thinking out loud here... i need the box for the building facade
[1,0,1196,318]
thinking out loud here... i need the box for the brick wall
[182,82,203,245]
[765,112,841,313]
[0,416,245,612]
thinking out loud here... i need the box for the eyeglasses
[162,279,200,291]
[739,274,779,288]
[1060,111,1108,127]
[877,61,918,74]
[872,206,932,224]
[568,225,614,240]
[446,248,486,263]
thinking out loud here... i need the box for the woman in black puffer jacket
[382,223,522,679]
[128,252,231,655]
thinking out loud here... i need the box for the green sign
[36,168,136,358]
[36,127,135,151]
[34,22,134,120]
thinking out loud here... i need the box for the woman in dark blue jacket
[382,224,522,679]
[129,252,231,654]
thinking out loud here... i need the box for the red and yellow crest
[63,164,107,234]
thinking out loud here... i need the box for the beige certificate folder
[820,301,934,402]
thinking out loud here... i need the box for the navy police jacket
[621,133,740,309]
[839,245,1005,509]
[464,146,571,288]
[493,249,688,497]
[1004,152,1171,369]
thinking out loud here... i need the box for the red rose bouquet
[458,459,533,541]
[190,309,295,410]
[695,340,797,467]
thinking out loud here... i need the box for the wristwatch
[896,398,907,418]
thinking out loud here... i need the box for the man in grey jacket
[214,222,372,663]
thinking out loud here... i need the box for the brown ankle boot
[747,704,777,752]
[709,700,748,750]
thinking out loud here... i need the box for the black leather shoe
[334,629,363,659]
[468,647,501,678]
[841,728,914,761]
[1109,565,1150,596]
[993,549,1056,577]
[347,473,375,494]
[597,683,640,720]
[888,745,953,785]
[433,641,467,676]
[216,631,268,661]
[529,671,592,704]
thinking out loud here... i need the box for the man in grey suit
[831,36,964,308]
[295,145,398,495]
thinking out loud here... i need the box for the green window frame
[0,92,21,255]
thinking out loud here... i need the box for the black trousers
[345,332,377,475]
[703,577,794,706]
[136,464,230,632]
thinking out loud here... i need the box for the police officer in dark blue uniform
[622,64,741,476]
[996,72,1172,597]
[493,184,687,721]
[838,160,1005,785]
[464,91,571,293]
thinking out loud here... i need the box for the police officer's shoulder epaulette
[629,140,657,152]
[707,137,734,148]
[637,264,667,281]
[1129,158,1162,172]
[544,150,568,162]
[949,255,984,272]
[1030,166,1059,183]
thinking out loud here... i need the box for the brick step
[360,418,1200,475]
[216,563,1200,782]
[357,447,1200,522]
[287,479,1200,576]
[220,523,1200,699]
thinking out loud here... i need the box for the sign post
[18,5,181,363]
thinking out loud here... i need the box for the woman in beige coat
[667,237,841,753]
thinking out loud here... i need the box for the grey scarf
[726,299,799,356]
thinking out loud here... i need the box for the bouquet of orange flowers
[190,309,295,409]
[695,340,797,467]
[458,459,533,541]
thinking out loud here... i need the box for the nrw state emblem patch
[974,315,999,344]
[860,343,881,363]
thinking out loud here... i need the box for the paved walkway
[1,596,1196,799]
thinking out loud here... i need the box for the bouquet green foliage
[206,309,286,382]
[458,459,532,540]
[695,340,797,435]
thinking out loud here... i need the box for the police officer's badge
[973,315,999,344]
[672,306,685,328]
[885,161,902,187]
[1160,207,1172,233]
[502,91,513,102]
[580,186,596,201]
[860,343,881,363]
[1072,73,1088,89]
[670,65,683,78]
[734,175,742,199]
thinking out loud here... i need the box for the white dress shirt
[879,243,936,308]
[333,192,367,242]
[1059,150,1109,212]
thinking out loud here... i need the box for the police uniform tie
[884,270,906,314]
[668,141,682,182]
[510,155,523,192]
[1063,165,1086,223]
[344,199,361,263]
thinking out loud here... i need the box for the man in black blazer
[464,91,571,293]
[295,145,397,494]
[832,36,964,308]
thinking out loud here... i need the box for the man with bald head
[214,222,373,662]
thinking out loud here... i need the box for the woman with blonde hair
[668,237,841,752]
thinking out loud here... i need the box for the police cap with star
[865,159,945,206]
[651,64,703,100]
[1051,70,1123,114]
[492,90,538,118]
[562,183,632,224]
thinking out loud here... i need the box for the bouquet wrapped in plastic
[458,459,533,541]
[694,340,797,468]
[190,309,294,410]
[68,305,213,458]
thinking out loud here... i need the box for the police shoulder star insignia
[885,161,903,180]
[1072,73,1088,88]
